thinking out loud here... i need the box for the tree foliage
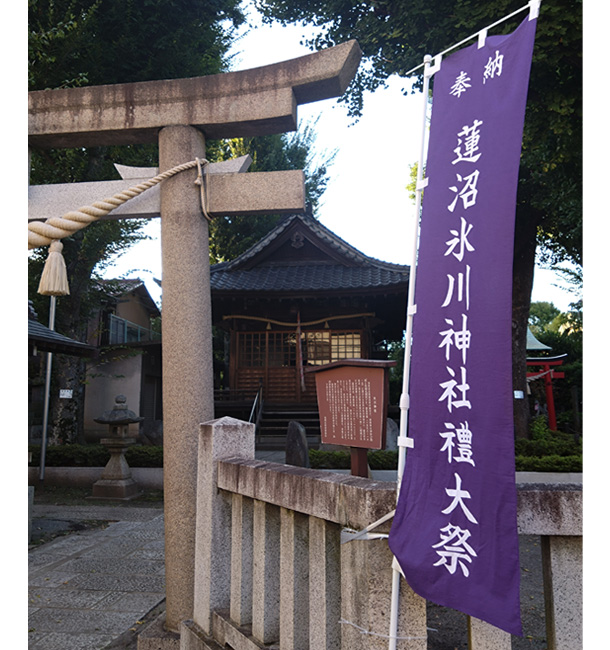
[28,0,243,91]
[527,300,582,435]
[208,120,336,262]
[255,0,582,267]
[255,0,582,438]
[29,0,247,322]
[529,301,561,333]
[28,0,245,442]
[28,0,336,442]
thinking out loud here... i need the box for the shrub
[125,446,164,467]
[309,449,399,470]
[514,437,578,458]
[309,449,350,469]
[367,450,398,470]
[515,455,582,472]
[29,444,109,467]
[515,416,582,471]
[28,444,164,468]
[308,417,582,473]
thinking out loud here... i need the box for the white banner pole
[388,50,439,649]
[395,52,440,489]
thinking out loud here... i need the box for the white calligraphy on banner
[433,40,512,576]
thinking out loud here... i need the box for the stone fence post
[187,416,255,644]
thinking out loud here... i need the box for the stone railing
[181,417,582,650]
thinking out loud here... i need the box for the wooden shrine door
[232,330,363,403]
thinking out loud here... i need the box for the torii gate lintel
[28,39,361,149]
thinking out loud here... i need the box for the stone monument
[285,420,310,468]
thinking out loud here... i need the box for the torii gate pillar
[158,125,213,630]
[28,40,361,636]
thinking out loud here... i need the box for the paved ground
[427,534,547,650]
[29,504,165,650]
[29,502,548,650]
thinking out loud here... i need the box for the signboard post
[308,359,395,477]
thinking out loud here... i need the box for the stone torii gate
[28,40,361,635]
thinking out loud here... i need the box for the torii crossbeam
[28,155,305,224]
[28,40,361,635]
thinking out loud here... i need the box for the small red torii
[526,354,566,430]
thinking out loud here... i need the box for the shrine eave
[210,265,409,294]
[28,320,96,357]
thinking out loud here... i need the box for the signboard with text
[309,359,395,450]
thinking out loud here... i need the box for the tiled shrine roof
[210,214,410,294]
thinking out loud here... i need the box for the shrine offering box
[307,359,396,450]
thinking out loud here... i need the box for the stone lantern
[91,394,143,500]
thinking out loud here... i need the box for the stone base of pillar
[137,612,180,650]
[90,477,142,500]
[180,619,223,650]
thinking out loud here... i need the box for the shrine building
[210,213,410,407]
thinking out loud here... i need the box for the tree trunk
[512,208,539,439]
[46,231,93,445]
[49,354,87,444]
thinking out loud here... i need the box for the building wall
[86,288,157,347]
[116,290,155,328]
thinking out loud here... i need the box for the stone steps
[257,404,321,450]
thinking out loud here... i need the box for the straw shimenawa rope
[28,158,209,249]
[30,158,209,295]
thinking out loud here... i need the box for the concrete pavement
[29,504,165,650]
[27,451,282,649]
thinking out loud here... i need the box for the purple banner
[388,16,537,636]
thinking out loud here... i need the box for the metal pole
[39,295,57,482]
[388,52,437,649]
[402,1,539,77]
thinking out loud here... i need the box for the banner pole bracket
[425,53,442,78]
[529,0,541,20]
[341,509,396,544]
[397,435,414,449]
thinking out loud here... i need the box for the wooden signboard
[307,359,396,476]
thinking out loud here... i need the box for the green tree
[29,0,245,442]
[208,120,335,262]
[255,0,582,437]
[529,301,561,334]
[527,299,582,435]
[28,0,243,91]
[29,0,335,442]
